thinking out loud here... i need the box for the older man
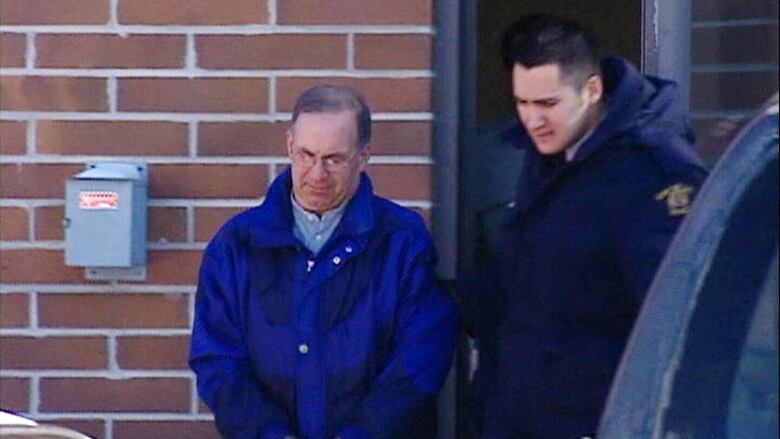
[190,85,458,439]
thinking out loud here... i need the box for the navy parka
[478,58,709,438]
[190,169,458,439]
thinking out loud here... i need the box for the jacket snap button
[332,256,342,265]
[345,246,353,253]
[298,343,309,354]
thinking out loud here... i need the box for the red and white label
[79,191,119,210]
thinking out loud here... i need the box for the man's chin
[301,196,340,214]
[535,145,563,155]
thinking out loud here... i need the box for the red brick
[198,400,211,414]
[0,120,27,155]
[0,377,29,412]
[34,205,64,240]
[0,293,29,327]
[278,0,432,25]
[119,78,268,113]
[0,33,25,67]
[119,0,268,25]
[202,120,432,157]
[0,120,26,154]
[149,164,268,198]
[195,207,245,242]
[0,164,81,198]
[355,34,432,70]
[198,35,346,70]
[277,78,431,112]
[0,76,107,111]
[37,121,188,156]
[371,122,431,155]
[46,419,105,439]
[145,250,202,284]
[117,335,189,369]
[366,164,431,200]
[0,0,109,25]
[0,206,28,240]
[40,378,190,412]
[0,336,107,369]
[692,0,778,20]
[199,122,288,156]
[692,25,778,65]
[39,293,189,329]
[0,250,83,283]
[149,207,187,243]
[114,421,220,439]
[37,34,186,69]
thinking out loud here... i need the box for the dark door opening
[455,3,641,438]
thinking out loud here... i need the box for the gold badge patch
[655,183,695,216]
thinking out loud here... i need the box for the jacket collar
[570,57,647,164]
[248,167,375,248]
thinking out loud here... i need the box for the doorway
[453,2,641,438]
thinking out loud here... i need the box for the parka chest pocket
[244,248,292,326]
[319,250,374,330]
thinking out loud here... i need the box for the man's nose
[522,107,545,129]
[309,158,329,179]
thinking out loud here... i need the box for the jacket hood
[574,57,697,162]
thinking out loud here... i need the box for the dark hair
[501,14,601,85]
[291,84,372,148]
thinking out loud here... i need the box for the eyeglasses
[289,149,360,173]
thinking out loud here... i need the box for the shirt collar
[290,193,348,226]
[565,120,600,162]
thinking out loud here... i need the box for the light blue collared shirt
[291,194,347,255]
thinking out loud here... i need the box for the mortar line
[26,119,36,154]
[25,32,35,69]
[27,204,36,241]
[347,33,355,70]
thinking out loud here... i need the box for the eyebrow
[514,95,560,104]
[293,146,351,159]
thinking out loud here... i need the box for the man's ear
[584,75,603,104]
[286,129,294,155]
[358,146,371,170]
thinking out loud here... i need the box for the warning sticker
[79,191,119,210]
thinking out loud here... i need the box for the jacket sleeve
[337,233,459,439]
[613,177,699,305]
[189,242,295,439]
[459,254,505,338]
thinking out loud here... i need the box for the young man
[473,15,708,438]
[190,85,458,439]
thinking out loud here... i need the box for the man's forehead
[511,63,576,97]
[293,110,357,126]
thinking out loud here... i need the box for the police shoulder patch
[655,183,695,216]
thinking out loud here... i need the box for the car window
[658,151,778,439]
[726,253,779,438]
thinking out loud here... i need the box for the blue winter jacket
[477,58,709,438]
[190,169,458,439]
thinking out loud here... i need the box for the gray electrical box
[64,162,148,272]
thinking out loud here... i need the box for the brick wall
[0,1,435,438]
[690,0,779,164]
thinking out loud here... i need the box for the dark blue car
[598,94,779,439]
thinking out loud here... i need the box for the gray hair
[291,84,372,148]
